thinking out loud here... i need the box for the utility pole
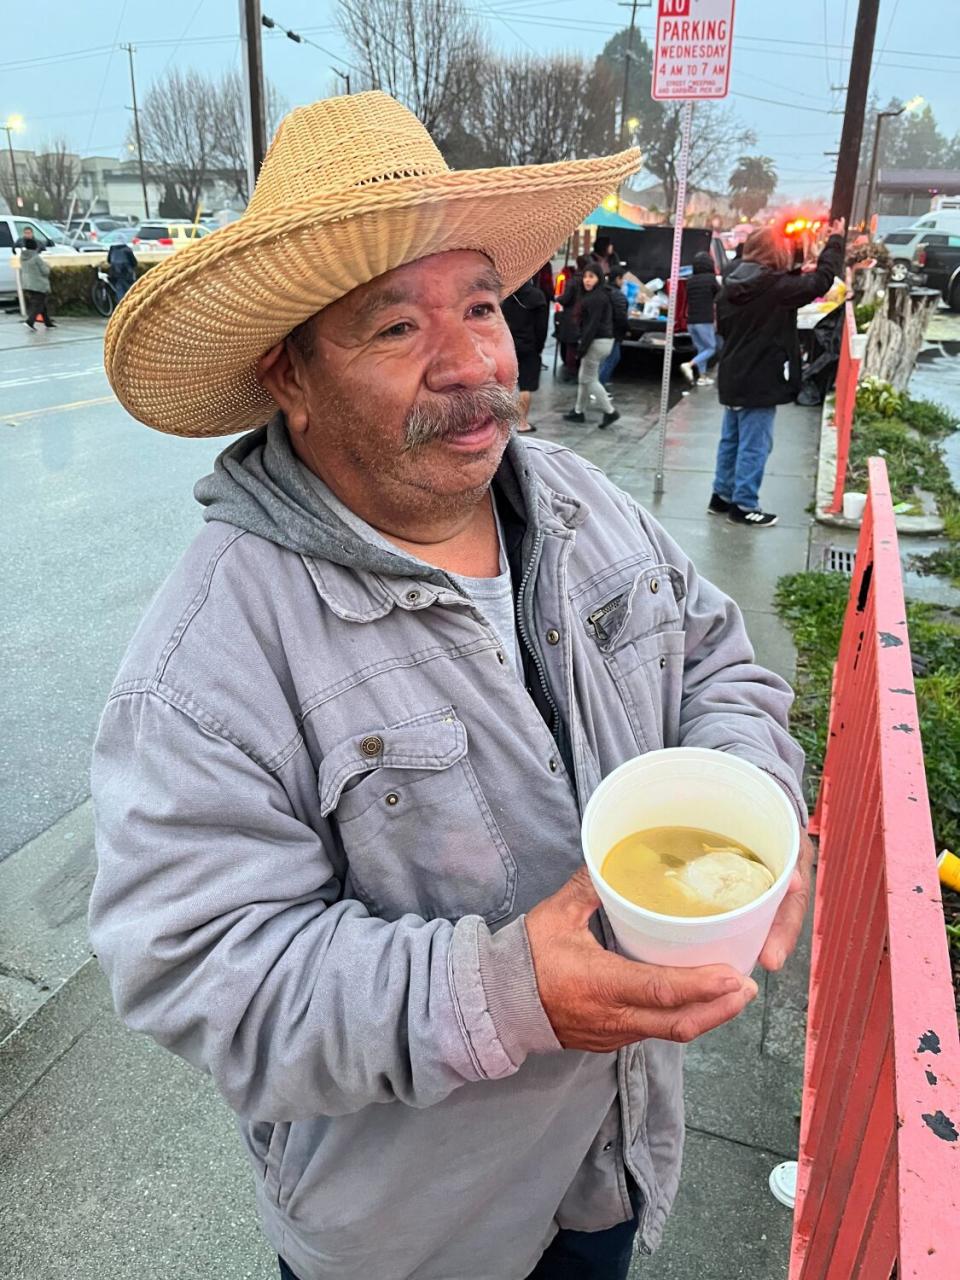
[240,0,268,196]
[332,67,351,95]
[122,44,150,220]
[830,0,880,227]
[618,0,640,144]
[2,123,21,207]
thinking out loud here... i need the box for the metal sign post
[653,99,693,496]
[650,0,736,496]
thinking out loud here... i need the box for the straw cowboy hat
[104,91,640,437]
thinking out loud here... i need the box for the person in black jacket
[563,262,620,428]
[502,277,548,434]
[709,219,845,528]
[599,265,628,386]
[679,251,720,387]
[555,255,587,380]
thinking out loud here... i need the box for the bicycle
[91,268,118,318]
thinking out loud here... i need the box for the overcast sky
[2,0,957,202]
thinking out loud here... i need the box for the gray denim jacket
[89,426,804,1280]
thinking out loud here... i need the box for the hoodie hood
[721,260,779,304]
[19,247,40,263]
[194,415,538,587]
[692,252,715,274]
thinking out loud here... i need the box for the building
[874,167,960,218]
[1,147,247,220]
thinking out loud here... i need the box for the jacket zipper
[515,529,561,735]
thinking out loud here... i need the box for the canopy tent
[581,206,641,230]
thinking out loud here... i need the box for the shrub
[855,377,906,420]
[45,256,159,314]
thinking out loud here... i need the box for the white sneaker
[679,362,695,385]
[698,375,715,386]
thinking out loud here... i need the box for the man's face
[277,250,520,528]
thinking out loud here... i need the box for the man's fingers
[621,984,759,1045]
[599,953,755,1010]
[758,870,808,971]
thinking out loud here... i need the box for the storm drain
[820,545,857,576]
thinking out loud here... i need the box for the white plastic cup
[581,748,800,973]
[842,491,867,521]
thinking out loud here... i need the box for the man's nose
[424,320,498,393]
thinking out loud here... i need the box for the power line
[261,12,363,75]
[732,92,841,116]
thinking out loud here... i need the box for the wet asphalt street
[0,317,674,864]
[0,317,243,862]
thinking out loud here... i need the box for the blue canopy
[582,207,642,230]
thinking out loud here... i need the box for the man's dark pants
[277,1186,641,1280]
[23,290,53,327]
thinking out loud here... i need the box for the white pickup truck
[0,214,79,300]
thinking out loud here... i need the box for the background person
[106,239,138,301]
[555,254,588,381]
[709,220,845,528]
[563,262,619,428]
[679,251,720,387]
[599,265,628,387]
[502,275,548,433]
[18,242,55,330]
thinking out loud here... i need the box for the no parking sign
[652,0,736,101]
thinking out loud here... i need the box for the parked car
[881,212,960,281]
[0,214,79,299]
[67,216,124,242]
[913,236,960,311]
[131,221,212,249]
[75,226,138,253]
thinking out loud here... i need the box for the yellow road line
[4,394,117,423]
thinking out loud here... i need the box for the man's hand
[525,869,758,1053]
[758,830,814,972]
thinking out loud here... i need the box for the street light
[865,96,924,232]
[3,114,24,208]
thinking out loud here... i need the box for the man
[710,223,845,528]
[105,237,138,301]
[501,274,548,433]
[92,92,810,1280]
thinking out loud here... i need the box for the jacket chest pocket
[317,707,517,925]
[578,562,686,752]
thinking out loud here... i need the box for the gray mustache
[403,385,520,452]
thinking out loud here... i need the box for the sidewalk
[0,358,820,1280]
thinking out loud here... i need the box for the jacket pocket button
[360,735,384,757]
[659,655,666,669]
[496,650,505,664]
[548,757,559,773]
[603,1141,614,1152]
[546,628,560,645]
[385,792,399,807]
[650,579,660,594]
[406,589,421,603]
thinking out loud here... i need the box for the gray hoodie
[18,246,51,294]
[90,419,804,1280]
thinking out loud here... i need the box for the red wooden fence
[791,458,960,1278]
[826,301,863,516]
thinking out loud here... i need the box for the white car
[0,215,80,300]
[882,212,960,281]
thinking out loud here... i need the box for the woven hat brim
[104,148,640,437]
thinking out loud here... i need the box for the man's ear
[256,341,310,436]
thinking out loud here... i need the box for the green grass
[774,572,960,854]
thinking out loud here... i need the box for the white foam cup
[581,748,800,973]
[842,491,867,521]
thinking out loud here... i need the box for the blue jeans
[278,1185,641,1280]
[688,322,717,373]
[599,340,622,384]
[713,406,777,511]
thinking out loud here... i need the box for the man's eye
[379,321,413,339]
[470,303,498,318]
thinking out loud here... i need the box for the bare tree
[337,0,486,135]
[30,139,80,221]
[216,69,287,201]
[136,68,228,217]
[642,103,755,209]
[466,54,597,167]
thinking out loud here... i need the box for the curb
[813,398,945,536]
